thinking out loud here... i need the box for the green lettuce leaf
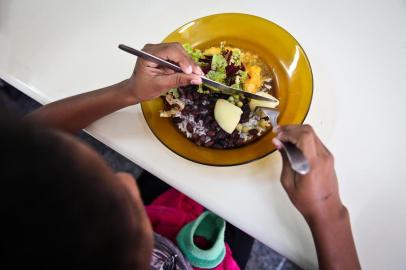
[182,43,202,62]
[211,54,227,72]
[230,48,242,66]
[231,83,241,89]
[206,70,226,83]
[168,88,179,98]
[238,70,248,83]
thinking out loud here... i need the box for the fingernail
[185,65,192,74]
[197,66,204,75]
[191,78,202,85]
[272,137,282,150]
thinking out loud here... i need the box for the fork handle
[118,44,183,72]
[279,141,310,175]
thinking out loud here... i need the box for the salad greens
[182,43,202,62]
[168,88,180,98]
[211,54,227,72]
[183,43,249,90]
[230,48,242,66]
[206,70,226,83]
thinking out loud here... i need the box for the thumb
[157,73,202,90]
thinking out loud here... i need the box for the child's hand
[272,125,344,221]
[126,43,203,103]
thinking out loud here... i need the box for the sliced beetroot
[226,64,240,77]
[199,56,212,63]
[202,65,211,74]
[224,50,232,63]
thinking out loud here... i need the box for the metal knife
[118,44,276,102]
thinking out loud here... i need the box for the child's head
[0,112,153,269]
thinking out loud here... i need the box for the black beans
[242,111,250,117]
[199,108,209,115]
[187,123,194,133]
[204,140,214,147]
[178,88,185,97]
[199,135,207,143]
[207,130,216,137]
[220,140,229,148]
[236,138,245,146]
[184,105,192,112]
[213,143,223,149]
[192,133,199,141]
[203,115,213,125]
[172,86,266,148]
[192,91,199,100]
[217,130,227,140]
[249,129,259,136]
[209,121,219,130]
[240,117,249,123]
[172,117,182,124]
[194,115,202,122]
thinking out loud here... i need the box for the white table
[1,1,406,269]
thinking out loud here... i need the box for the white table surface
[1,1,406,269]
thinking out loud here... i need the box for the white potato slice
[249,92,279,111]
[214,99,243,134]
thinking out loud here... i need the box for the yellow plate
[141,13,313,166]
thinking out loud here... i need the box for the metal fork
[255,106,310,175]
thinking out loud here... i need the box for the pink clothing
[146,188,240,270]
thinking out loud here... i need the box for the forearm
[306,205,361,270]
[25,80,137,134]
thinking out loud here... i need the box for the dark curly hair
[0,98,146,269]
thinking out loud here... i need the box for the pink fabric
[146,188,240,270]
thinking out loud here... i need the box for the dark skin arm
[25,43,203,134]
[26,41,359,269]
[273,125,361,270]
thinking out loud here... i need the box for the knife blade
[118,44,277,103]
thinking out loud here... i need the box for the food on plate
[160,42,279,149]
[214,99,243,134]
[248,92,279,112]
